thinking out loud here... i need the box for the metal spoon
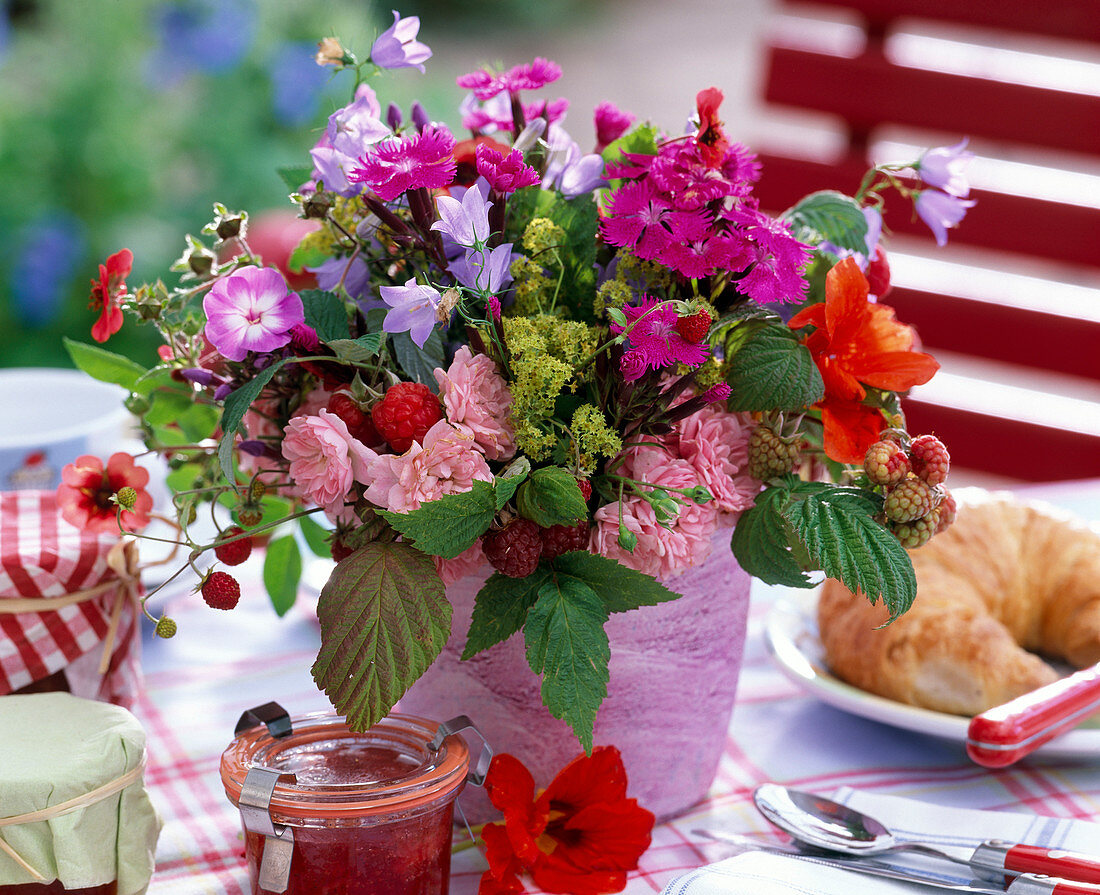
[752,783,1100,885]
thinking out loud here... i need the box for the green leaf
[782,190,869,254]
[298,514,333,558]
[601,123,658,171]
[516,467,587,528]
[63,338,146,391]
[524,574,610,751]
[288,241,331,273]
[312,541,450,731]
[300,289,349,342]
[462,567,553,659]
[726,325,824,412]
[549,551,682,613]
[495,473,526,510]
[378,480,497,559]
[327,333,384,363]
[391,328,445,392]
[783,487,917,618]
[217,360,287,479]
[263,535,302,617]
[278,165,314,192]
[730,485,816,588]
[132,366,176,397]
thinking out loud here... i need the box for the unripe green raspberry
[747,425,800,481]
[155,616,178,639]
[114,486,138,510]
[890,511,939,549]
[883,477,937,523]
[237,504,263,527]
[249,479,267,502]
[863,440,910,486]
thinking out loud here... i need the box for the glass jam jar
[0,884,115,895]
[221,711,472,895]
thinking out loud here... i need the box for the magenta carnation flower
[593,101,635,151]
[475,143,540,194]
[433,346,516,461]
[364,420,493,514]
[281,409,378,515]
[350,125,457,201]
[611,297,710,379]
[456,57,561,101]
[202,266,304,362]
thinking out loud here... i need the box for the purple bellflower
[451,243,514,294]
[203,266,305,361]
[370,11,431,72]
[917,138,974,197]
[915,190,977,247]
[379,279,441,347]
[432,181,492,248]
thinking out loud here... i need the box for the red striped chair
[751,0,1100,481]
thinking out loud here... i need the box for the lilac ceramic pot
[398,526,752,822]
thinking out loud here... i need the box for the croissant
[817,490,1100,715]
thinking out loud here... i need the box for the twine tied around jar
[0,755,147,881]
[0,540,142,676]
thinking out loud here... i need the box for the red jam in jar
[221,712,470,895]
[0,885,115,895]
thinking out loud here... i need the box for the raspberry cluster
[747,425,801,481]
[863,433,954,548]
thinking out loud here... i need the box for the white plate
[763,587,1100,760]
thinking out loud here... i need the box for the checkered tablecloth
[134,478,1100,895]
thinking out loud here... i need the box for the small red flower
[89,248,133,343]
[57,453,152,534]
[478,747,655,895]
[695,87,730,169]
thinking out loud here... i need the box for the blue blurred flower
[145,0,256,89]
[270,41,329,127]
[10,212,87,327]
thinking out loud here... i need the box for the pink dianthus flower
[365,420,493,514]
[282,409,378,515]
[671,406,760,516]
[611,297,710,380]
[456,57,561,101]
[350,125,457,201]
[434,346,516,461]
[476,143,540,194]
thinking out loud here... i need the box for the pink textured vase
[397,526,751,823]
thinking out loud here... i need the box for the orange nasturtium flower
[788,257,939,464]
[478,746,655,895]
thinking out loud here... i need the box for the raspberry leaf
[263,535,302,617]
[516,467,588,528]
[299,289,348,341]
[730,485,816,588]
[378,480,497,559]
[725,326,824,412]
[391,328,445,393]
[781,190,869,254]
[297,514,333,558]
[462,567,553,659]
[549,551,681,613]
[312,541,450,732]
[524,575,610,752]
[782,487,917,619]
[327,334,384,363]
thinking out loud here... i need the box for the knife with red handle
[971,841,1100,886]
[967,661,1100,768]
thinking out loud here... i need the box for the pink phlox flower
[593,101,635,152]
[379,278,442,348]
[672,406,759,516]
[434,346,516,461]
[202,266,305,362]
[456,57,561,100]
[434,540,487,586]
[917,138,973,198]
[432,180,492,247]
[590,447,718,578]
[475,143,540,194]
[349,125,457,201]
[370,11,432,72]
[364,420,493,514]
[611,297,711,377]
[282,409,378,515]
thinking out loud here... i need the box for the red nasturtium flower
[694,87,729,168]
[478,747,655,895]
[788,257,939,464]
[57,453,153,534]
[89,248,133,343]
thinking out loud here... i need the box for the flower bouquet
[64,12,970,751]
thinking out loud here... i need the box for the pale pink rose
[590,447,719,578]
[434,540,487,586]
[673,406,760,517]
[365,420,493,514]
[282,409,378,514]
[238,386,332,480]
[292,385,333,419]
[434,346,516,460]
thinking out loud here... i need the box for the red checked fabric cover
[0,490,142,706]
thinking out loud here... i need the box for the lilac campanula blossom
[144,0,256,89]
[411,101,431,131]
[543,125,606,197]
[270,41,329,127]
[431,180,492,247]
[370,11,431,72]
[203,266,305,361]
[917,138,974,197]
[379,279,441,347]
[10,212,85,327]
[915,189,976,247]
[310,254,372,300]
[386,102,403,131]
[450,243,514,294]
[310,87,389,196]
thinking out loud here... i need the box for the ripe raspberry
[214,526,252,566]
[541,522,590,560]
[155,616,177,639]
[327,392,382,446]
[371,382,442,453]
[237,504,263,527]
[330,526,367,562]
[483,519,543,578]
[747,425,800,480]
[909,434,950,485]
[866,246,891,298]
[883,477,937,523]
[576,478,592,503]
[890,511,937,549]
[935,488,957,534]
[675,310,712,343]
[863,440,911,486]
[201,571,241,610]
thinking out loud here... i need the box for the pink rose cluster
[591,406,759,579]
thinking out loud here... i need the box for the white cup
[0,368,133,491]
